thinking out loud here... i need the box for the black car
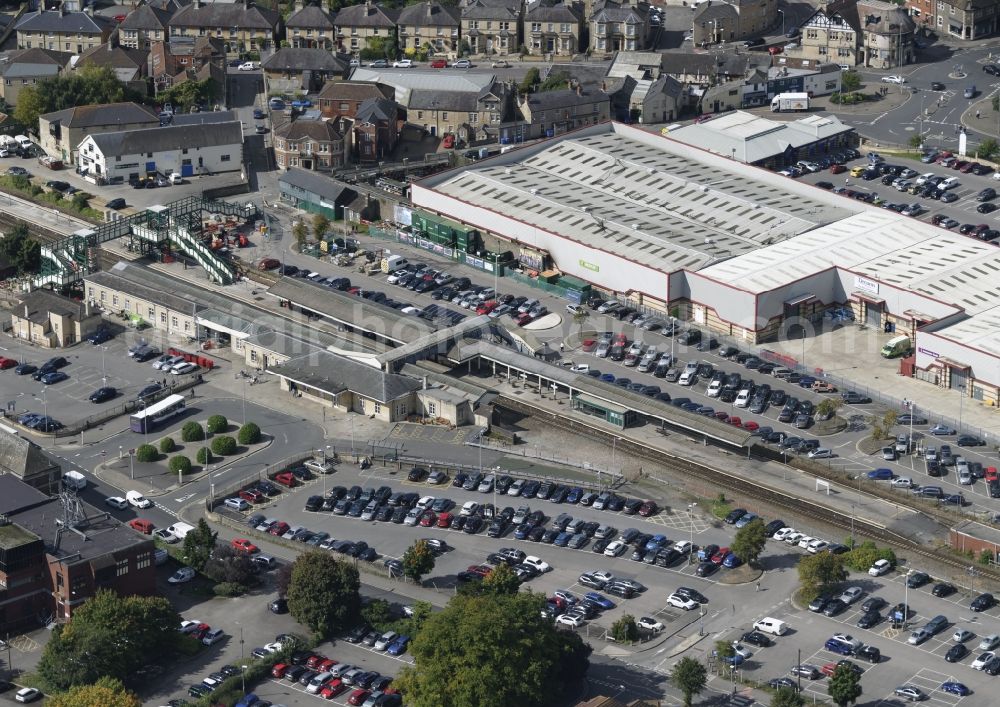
[741,630,772,647]
[945,644,969,663]
[137,383,162,400]
[764,519,786,537]
[89,386,117,403]
[767,678,800,692]
[269,598,288,614]
[623,498,642,515]
[823,599,847,617]
[860,597,886,613]
[86,328,113,344]
[985,657,1000,675]
[675,587,708,604]
[304,495,323,512]
[857,611,881,629]
[724,508,747,524]
[932,582,956,597]
[695,561,716,577]
[972,593,995,612]
[906,571,930,589]
[855,645,880,664]
[257,480,279,496]
[808,593,833,613]
[31,356,68,380]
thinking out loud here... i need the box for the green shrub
[168,455,192,475]
[159,437,176,454]
[135,444,158,463]
[210,435,237,456]
[212,582,246,597]
[238,422,261,445]
[207,414,228,434]
[196,446,212,464]
[181,421,205,442]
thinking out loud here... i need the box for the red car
[515,312,533,326]
[829,164,846,175]
[272,663,288,678]
[193,623,211,640]
[714,411,729,422]
[317,658,338,672]
[743,420,760,432]
[306,654,328,670]
[268,521,290,536]
[442,134,455,149]
[581,339,597,352]
[419,511,437,527]
[613,333,628,346]
[962,161,979,173]
[320,679,347,699]
[467,564,492,577]
[258,257,280,271]
[475,300,497,315]
[821,662,839,677]
[239,488,264,503]
[274,472,296,487]
[711,546,731,565]
[128,518,154,534]
[768,45,783,55]
[0,356,17,369]
[728,416,742,427]
[348,689,370,706]
[430,58,447,68]
[231,538,259,554]
[437,512,453,528]
[638,500,658,517]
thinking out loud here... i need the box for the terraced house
[286,0,338,49]
[168,0,280,55]
[792,0,863,67]
[461,0,522,56]
[119,4,173,50]
[15,6,113,53]
[524,0,584,56]
[397,1,460,54]
[929,0,998,39]
[334,0,399,55]
[590,0,651,55]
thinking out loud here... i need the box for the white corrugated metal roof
[932,307,1000,353]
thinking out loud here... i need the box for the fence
[468,434,623,479]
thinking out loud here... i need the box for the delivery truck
[770,92,810,112]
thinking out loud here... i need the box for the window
[597,22,605,34]
[221,154,231,162]
[531,22,541,31]
[182,148,188,154]
[340,101,349,110]
[112,295,119,306]
[396,402,407,417]
[160,312,167,324]
[442,112,449,120]
[469,112,478,123]
[561,23,570,33]
[374,401,382,414]
[148,306,154,318]
[250,349,258,363]
[171,316,178,328]
[500,21,509,30]
[116,558,128,577]
[547,23,553,31]
[99,291,106,302]
[427,402,436,416]
[184,321,190,332]
[818,46,827,54]
[136,552,151,570]
[806,29,818,39]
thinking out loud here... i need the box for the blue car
[734,513,758,529]
[566,487,583,504]
[867,468,893,480]
[554,531,572,547]
[584,592,615,610]
[252,108,265,119]
[824,638,855,656]
[722,552,742,568]
[940,682,969,696]
[40,371,68,384]
[600,373,616,383]
[645,534,667,552]
[722,652,745,666]
[386,635,410,655]
[18,412,41,426]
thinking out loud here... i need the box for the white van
[14,135,31,149]
[167,522,195,540]
[382,254,408,273]
[126,490,153,508]
[752,617,788,636]
[678,370,697,386]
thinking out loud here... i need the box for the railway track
[497,394,1000,582]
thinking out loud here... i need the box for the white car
[523,556,551,573]
[392,59,414,68]
[783,531,804,545]
[374,631,398,651]
[797,536,815,549]
[460,501,479,516]
[937,176,960,191]
[808,448,833,459]
[179,619,203,633]
[868,559,892,576]
[772,527,795,542]
[972,650,995,669]
[238,61,259,71]
[637,616,664,633]
[126,491,153,509]
[154,354,184,370]
[882,75,905,84]
[807,539,829,554]
[105,496,127,510]
[667,593,698,610]
[706,380,722,397]
[14,688,40,703]
[171,361,198,375]
[604,540,628,557]
[154,528,178,543]
[673,540,694,555]
[890,477,914,488]
[553,590,577,605]
[168,567,196,584]
[556,613,584,627]
[416,495,435,509]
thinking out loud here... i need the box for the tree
[731,517,767,567]
[206,414,228,433]
[71,191,90,211]
[238,422,261,444]
[196,446,211,464]
[15,65,142,129]
[770,687,805,707]
[168,455,191,475]
[572,307,589,339]
[816,397,843,419]
[610,614,639,642]
[979,137,1000,161]
[361,598,395,629]
[402,539,436,583]
[395,592,590,707]
[520,67,540,94]
[828,663,863,707]
[538,70,571,92]
[908,133,926,149]
[0,223,40,275]
[159,436,176,453]
[286,550,361,636]
[210,435,237,455]
[841,71,861,93]
[797,552,847,598]
[670,657,707,707]
[47,676,141,707]
[135,443,158,462]
[204,544,257,587]
[182,518,217,572]
[312,213,330,239]
[481,562,521,595]
[38,590,179,690]
[715,639,736,663]
[882,410,898,429]
[293,221,308,248]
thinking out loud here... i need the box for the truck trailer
[770,93,810,112]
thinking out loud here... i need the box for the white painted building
[76,121,243,182]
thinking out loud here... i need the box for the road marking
[175,493,196,503]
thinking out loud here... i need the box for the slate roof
[658,51,767,78]
[89,121,243,157]
[591,0,647,22]
[274,118,343,142]
[525,0,582,22]
[269,350,422,403]
[16,9,112,34]
[287,3,336,29]
[0,48,72,78]
[334,3,399,28]
[279,167,354,202]
[693,0,738,22]
[318,80,394,102]
[40,101,159,128]
[0,430,59,483]
[523,86,607,111]
[462,0,521,20]
[263,47,347,73]
[411,89,483,111]
[398,1,460,26]
[169,2,279,30]
[120,4,173,31]
[356,97,397,122]
[15,289,90,325]
[2,63,59,79]
[77,44,148,71]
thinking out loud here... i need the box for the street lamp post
[688,502,697,563]
[777,9,785,37]
[241,375,247,426]
[100,345,107,386]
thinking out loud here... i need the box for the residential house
[524,0,584,56]
[604,72,682,123]
[273,119,347,171]
[318,80,394,119]
[0,48,72,107]
[15,7,114,54]
[792,0,862,67]
[590,0,650,56]
[76,121,244,182]
[352,97,400,160]
[39,102,159,164]
[914,0,996,39]
[518,84,610,138]
[691,0,779,45]
[119,4,173,50]
[10,290,102,348]
[461,0,522,56]
[858,0,915,67]
[407,80,514,142]
[397,1,460,54]
[168,0,281,55]
[657,51,770,84]
[286,0,338,49]
[73,42,149,95]
[334,1,399,55]
[150,37,227,99]
[262,48,348,95]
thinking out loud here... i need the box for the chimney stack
[427,1,433,18]
[294,0,304,10]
